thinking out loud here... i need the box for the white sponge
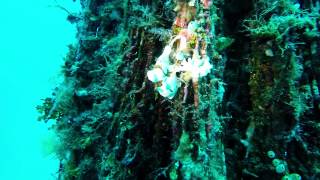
[147,68,165,83]
[156,74,181,99]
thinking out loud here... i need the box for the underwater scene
[2,0,320,179]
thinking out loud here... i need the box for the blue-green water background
[0,1,80,179]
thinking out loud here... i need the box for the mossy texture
[38,0,320,179]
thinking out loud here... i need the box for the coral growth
[147,0,213,107]
[37,0,320,179]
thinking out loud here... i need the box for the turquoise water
[0,0,80,179]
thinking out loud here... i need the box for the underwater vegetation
[37,0,320,179]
